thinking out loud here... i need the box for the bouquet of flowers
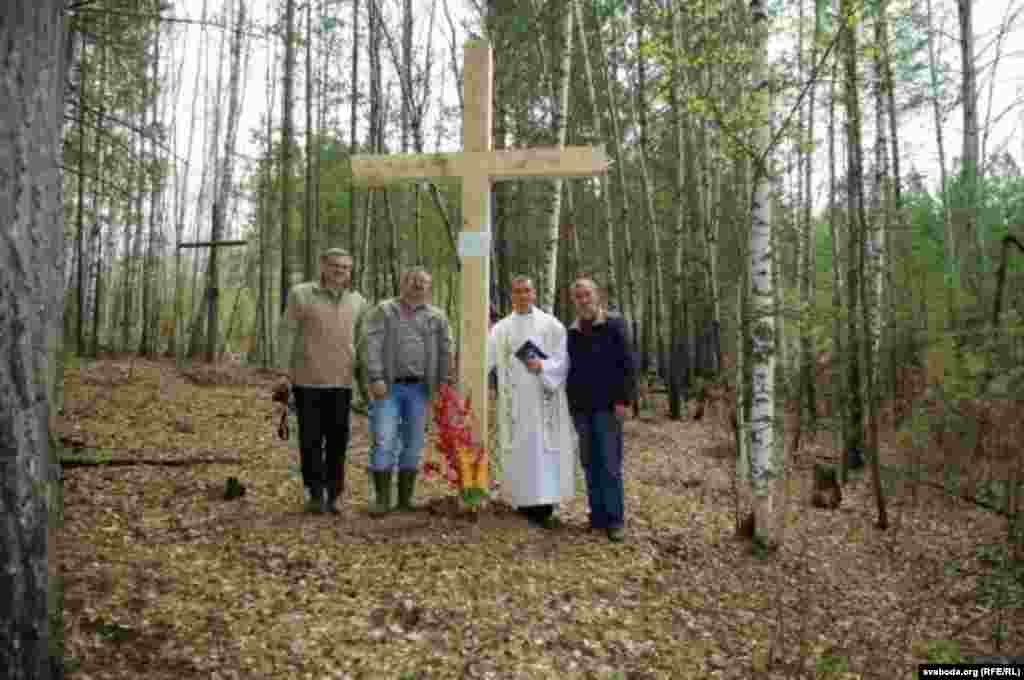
[424,383,489,506]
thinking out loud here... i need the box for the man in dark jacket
[566,277,637,543]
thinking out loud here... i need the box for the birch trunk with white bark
[869,0,889,382]
[749,0,776,545]
[573,0,619,305]
[540,4,572,313]
[925,0,956,326]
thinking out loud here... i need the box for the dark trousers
[518,504,554,525]
[293,386,352,497]
[572,410,625,530]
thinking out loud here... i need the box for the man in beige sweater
[278,248,367,514]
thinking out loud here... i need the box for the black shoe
[305,487,324,514]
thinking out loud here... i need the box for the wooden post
[459,43,493,463]
[350,41,608,497]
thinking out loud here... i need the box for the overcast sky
[164,0,471,240]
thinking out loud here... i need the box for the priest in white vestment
[488,275,576,528]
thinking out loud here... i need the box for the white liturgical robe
[488,306,576,507]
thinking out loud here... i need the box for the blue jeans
[572,411,625,530]
[369,382,430,472]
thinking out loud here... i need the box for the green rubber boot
[397,470,418,512]
[369,471,393,516]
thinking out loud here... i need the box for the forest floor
[56,357,1021,680]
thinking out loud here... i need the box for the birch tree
[74,37,89,353]
[827,19,847,466]
[539,3,572,311]
[138,22,159,358]
[170,0,210,359]
[748,0,777,545]
[599,14,639,323]
[573,0,618,305]
[869,0,890,379]
[206,0,246,362]
[628,1,666,408]
[797,0,822,433]
[925,0,956,324]
[841,0,887,528]
[90,14,111,357]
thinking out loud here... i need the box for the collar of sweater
[313,282,350,301]
[398,299,427,314]
[570,307,607,331]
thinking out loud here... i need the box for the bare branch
[73,6,273,40]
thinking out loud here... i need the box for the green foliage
[459,487,489,507]
[973,525,1024,647]
[593,0,627,19]
[60,447,114,465]
[316,137,356,238]
[765,0,786,18]
[750,533,778,559]
[889,11,932,84]
[815,169,1024,347]
[815,651,851,676]
[814,0,829,35]
[921,639,962,664]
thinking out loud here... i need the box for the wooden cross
[351,41,608,495]
[178,205,247,363]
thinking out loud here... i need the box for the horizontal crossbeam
[177,240,248,249]
[351,146,609,187]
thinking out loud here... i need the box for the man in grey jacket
[360,267,451,514]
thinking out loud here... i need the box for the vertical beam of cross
[458,43,493,486]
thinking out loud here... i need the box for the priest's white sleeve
[538,322,569,392]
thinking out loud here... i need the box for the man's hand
[272,378,290,404]
[369,380,388,400]
[526,358,543,374]
[614,403,629,421]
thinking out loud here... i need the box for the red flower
[430,383,487,493]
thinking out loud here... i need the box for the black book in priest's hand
[514,339,548,367]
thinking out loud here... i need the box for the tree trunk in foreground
[0,2,67,678]
[748,0,777,545]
